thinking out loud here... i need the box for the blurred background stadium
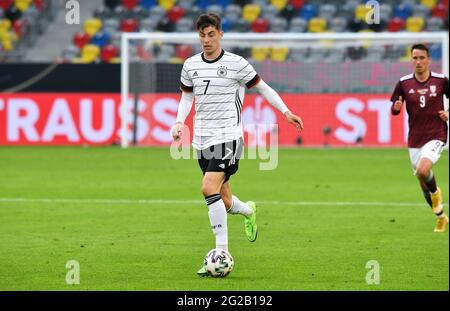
[0,0,448,147]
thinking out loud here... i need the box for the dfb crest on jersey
[217,66,228,77]
[430,85,437,97]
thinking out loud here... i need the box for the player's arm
[171,91,194,141]
[390,81,404,116]
[253,79,304,132]
[438,77,449,122]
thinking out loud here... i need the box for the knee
[416,166,429,180]
[201,182,217,197]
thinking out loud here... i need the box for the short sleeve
[236,58,260,89]
[390,80,404,103]
[444,77,449,99]
[180,62,193,92]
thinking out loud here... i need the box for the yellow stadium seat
[308,17,327,33]
[81,44,100,63]
[15,0,32,12]
[83,18,102,37]
[0,19,11,32]
[406,16,425,32]
[354,4,372,21]
[242,4,261,23]
[109,57,122,64]
[251,46,270,62]
[271,46,289,62]
[420,0,437,9]
[271,0,288,11]
[159,0,176,11]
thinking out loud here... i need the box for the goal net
[121,32,448,148]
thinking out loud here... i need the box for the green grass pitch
[0,146,448,290]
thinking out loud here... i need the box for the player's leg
[221,181,258,242]
[415,140,448,232]
[418,179,432,207]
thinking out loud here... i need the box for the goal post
[121,31,449,148]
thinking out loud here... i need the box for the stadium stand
[0,0,57,62]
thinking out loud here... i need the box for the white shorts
[408,140,446,175]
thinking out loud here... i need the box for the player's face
[198,26,223,56]
[411,49,430,75]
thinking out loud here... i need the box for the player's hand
[393,96,403,112]
[171,122,183,141]
[284,111,303,132]
[438,110,449,122]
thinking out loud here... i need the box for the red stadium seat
[175,44,193,61]
[167,6,184,23]
[251,18,269,33]
[33,0,44,11]
[120,18,138,32]
[101,44,119,62]
[431,3,448,19]
[387,17,405,32]
[290,0,304,10]
[122,0,138,10]
[12,18,27,37]
[0,0,12,10]
[73,31,91,49]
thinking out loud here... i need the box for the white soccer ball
[204,248,234,278]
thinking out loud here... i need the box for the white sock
[228,195,253,217]
[434,205,445,218]
[206,194,228,251]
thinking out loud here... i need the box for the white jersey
[180,49,260,150]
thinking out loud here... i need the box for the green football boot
[245,201,258,242]
[197,265,209,277]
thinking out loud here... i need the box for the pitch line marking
[0,197,447,207]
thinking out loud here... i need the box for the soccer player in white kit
[171,13,303,276]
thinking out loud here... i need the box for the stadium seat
[167,5,184,23]
[387,17,405,32]
[290,0,304,10]
[299,4,317,20]
[270,0,288,11]
[393,3,412,19]
[83,18,102,37]
[12,18,26,37]
[413,4,431,17]
[426,16,444,31]
[155,44,175,62]
[221,17,231,32]
[325,46,345,62]
[91,30,110,48]
[232,18,250,32]
[181,4,200,20]
[61,45,80,63]
[149,6,166,23]
[429,43,442,59]
[225,4,241,24]
[406,16,425,32]
[261,5,278,21]
[318,3,336,21]
[175,43,193,60]
[131,5,149,20]
[206,4,223,17]
[251,18,269,32]
[0,0,12,11]
[140,17,158,31]
[113,5,130,20]
[366,45,385,62]
[289,17,307,32]
[431,3,447,19]
[339,0,359,21]
[251,45,270,62]
[328,16,347,32]
[271,46,289,62]
[289,46,307,61]
[103,18,119,34]
[80,44,100,63]
[196,0,209,11]
[0,18,11,32]
[157,16,174,32]
[421,0,437,9]
[216,0,231,8]
[120,18,138,32]
[14,0,31,12]
[73,31,90,49]
[242,4,261,23]
[354,4,372,21]
[159,0,176,11]
[308,17,326,32]
[306,46,326,63]
[122,0,138,10]
[174,17,193,32]
[101,43,118,62]
[94,6,112,20]
[280,4,297,21]
[270,16,288,32]
[379,4,392,22]
[140,0,156,9]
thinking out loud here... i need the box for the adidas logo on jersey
[218,164,225,169]
[409,88,415,94]
[193,71,198,77]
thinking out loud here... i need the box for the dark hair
[195,13,222,31]
[410,43,429,57]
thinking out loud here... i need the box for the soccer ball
[204,248,234,277]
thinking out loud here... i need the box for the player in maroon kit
[391,43,449,232]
